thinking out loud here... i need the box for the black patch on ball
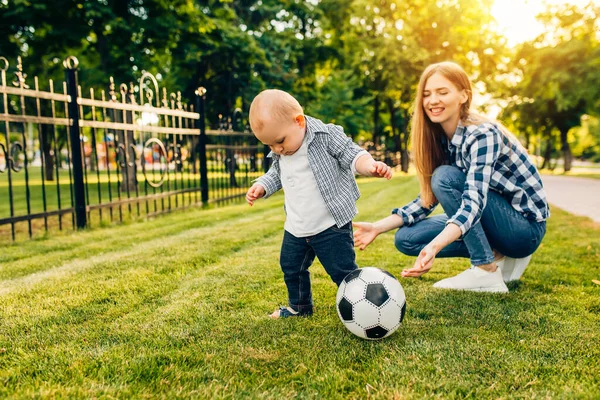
[338,297,354,321]
[381,269,397,280]
[365,325,388,339]
[343,269,362,283]
[365,283,389,307]
[400,301,407,323]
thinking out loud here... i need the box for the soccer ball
[336,267,406,340]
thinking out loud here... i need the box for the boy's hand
[371,161,392,180]
[246,184,265,206]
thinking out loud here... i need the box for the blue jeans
[395,166,546,266]
[280,222,358,314]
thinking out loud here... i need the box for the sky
[491,0,598,46]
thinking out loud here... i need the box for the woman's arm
[401,223,462,277]
[446,125,500,235]
[353,214,404,250]
[354,195,436,250]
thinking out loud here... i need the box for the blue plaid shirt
[394,122,550,235]
[255,115,366,228]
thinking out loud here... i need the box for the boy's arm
[327,124,392,179]
[353,152,392,179]
[326,123,365,170]
[253,158,282,198]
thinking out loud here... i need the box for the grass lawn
[1,175,599,398]
[0,166,262,218]
[540,170,600,180]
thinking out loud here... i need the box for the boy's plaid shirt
[394,122,550,235]
[255,115,366,228]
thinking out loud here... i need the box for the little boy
[246,89,392,319]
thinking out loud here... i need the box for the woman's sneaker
[496,255,532,282]
[432,266,509,293]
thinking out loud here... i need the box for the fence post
[196,87,209,204]
[263,145,271,172]
[64,57,87,229]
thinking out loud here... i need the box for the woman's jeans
[395,166,546,266]
[280,222,357,314]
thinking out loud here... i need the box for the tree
[329,0,508,171]
[501,3,600,171]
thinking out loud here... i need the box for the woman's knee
[394,229,421,256]
[431,165,464,196]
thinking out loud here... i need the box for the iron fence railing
[0,56,269,240]
[0,55,405,241]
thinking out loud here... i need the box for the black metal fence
[0,56,268,240]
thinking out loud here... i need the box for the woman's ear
[460,90,469,105]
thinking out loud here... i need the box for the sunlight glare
[491,0,599,46]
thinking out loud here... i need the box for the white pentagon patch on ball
[336,267,406,340]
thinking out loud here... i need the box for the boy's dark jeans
[280,222,358,314]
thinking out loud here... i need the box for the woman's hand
[401,243,437,278]
[352,222,380,250]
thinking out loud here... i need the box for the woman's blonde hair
[411,61,523,207]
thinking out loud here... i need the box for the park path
[542,175,600,223]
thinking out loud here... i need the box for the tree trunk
[541,136,554,170]
[401,149,409,172]
[560,128,572,172]
[373,95,380,147]
[110,107,137,192]
[387,98,398,168]
[400,111,410,173]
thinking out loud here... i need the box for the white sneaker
[496,255,532,282]
[432,266,509,293]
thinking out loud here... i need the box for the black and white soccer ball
[336,267,406,340]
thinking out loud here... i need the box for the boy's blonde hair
[249,89,304,132]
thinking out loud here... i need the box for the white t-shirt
[279,138,336,237]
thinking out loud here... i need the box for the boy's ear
[295,114,306,128]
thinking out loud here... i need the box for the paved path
[541,175,600,222]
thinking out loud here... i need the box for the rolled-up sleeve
[253,156,282,198]
[392,195,436,226]
[446,127,500,235]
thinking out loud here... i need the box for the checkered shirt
[393,122,550,235]
[255,115,365,228]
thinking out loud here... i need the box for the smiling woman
[353,61,549,294]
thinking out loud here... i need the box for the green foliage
[309,67,373,137]
[571,116,600,161]
[1,0,599,160]
[500,3,600,169]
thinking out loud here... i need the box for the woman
[353,62,549,293]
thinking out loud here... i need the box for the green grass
[0,166,263,218]
[1,175,599,398]
[541,170,600,180]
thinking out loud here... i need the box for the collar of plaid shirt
[449,124,466,147]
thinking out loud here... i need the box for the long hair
[411,62,523,207]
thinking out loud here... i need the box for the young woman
[353,62,549,293]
